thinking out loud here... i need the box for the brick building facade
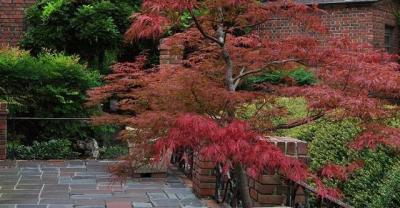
[0,0,36,47]
[262,0,400,53]
[1,0,399,52]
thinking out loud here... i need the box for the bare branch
[233,59,302,82]
[188,9,223,46]
[233,67,246,90]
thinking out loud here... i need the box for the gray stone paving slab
[133,202,153,207]
[16,205,47,208]
[180,198,204,207]
[48,205,73,208]
[148,192,168,200]
[176,193,197,200]
[0,205,16,208]
[151,199,181,207]
[14,185,42,190]
[0,160,204,208]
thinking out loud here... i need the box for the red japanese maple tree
[87,0,400,207]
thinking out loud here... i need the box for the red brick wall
[261,1,399,53]
[372,0,400,53]
[159,39,183,70]
[0,0,36,47]
[192,154,216,198]
[1,1,398,52]
[0,103,7,160]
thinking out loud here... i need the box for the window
[385,25,394,53]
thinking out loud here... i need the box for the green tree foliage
[0,48,103,143]
[286,117,400,207]
[21,0,144,72]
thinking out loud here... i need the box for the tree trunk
[217,22,253,208]
[234,163,253,208]
[222,46,235,92]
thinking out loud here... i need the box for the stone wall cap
[264,136,307,143]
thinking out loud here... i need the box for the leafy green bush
[288,67,317,85]
[342,148,399,207]
[7,139,79,160]
[21,0,143,71]
[241,67,316,90]
[367,159,400,208]
[307,119,362,170]
[284,116,400,207]
[247,70,286,85]
[99,145,128,160]
[0,48,105,143]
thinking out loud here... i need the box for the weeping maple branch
[188,9,223,46]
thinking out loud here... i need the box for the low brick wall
[192,154,216,198]
[191,136,308,207]
[249,137,308,207]
[159,39,183,70]
[0,103,7,160]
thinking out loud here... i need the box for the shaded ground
[0,160,208,208]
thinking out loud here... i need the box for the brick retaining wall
[249,137,308,207]
[191,137,309,207]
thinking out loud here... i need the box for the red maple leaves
[87,0,400,203]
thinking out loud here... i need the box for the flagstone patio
[0,160,209,208]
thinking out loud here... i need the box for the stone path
[0,160,207,208]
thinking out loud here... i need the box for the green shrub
[99,145,128,160]
[247,70,286,85]
[0,48,106,143]
[7,139,79,160]
[288,67,316,85]
[286,117,400,207]
[240,67,316,90]
[367,159,400,208]
[308,119,362,170]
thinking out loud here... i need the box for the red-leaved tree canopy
[87,0,400,207]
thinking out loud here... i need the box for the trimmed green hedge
[0,48,106,143]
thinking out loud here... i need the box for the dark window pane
[385,25,394,53]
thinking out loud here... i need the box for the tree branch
[188,9,223,47]
[262,112,325,132]
[233,59,301,82]
[233,67,246,90]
